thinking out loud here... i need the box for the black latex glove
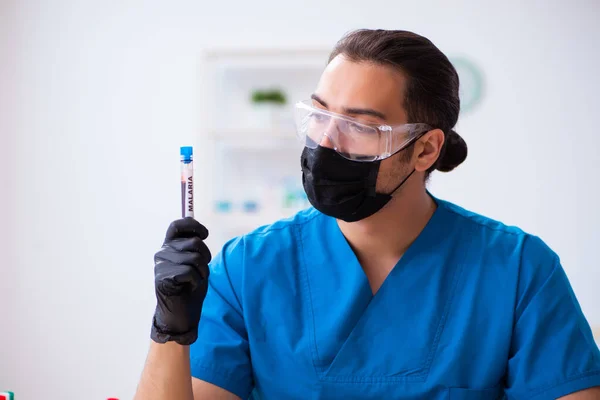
[150,217,211,345]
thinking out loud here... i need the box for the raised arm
[134,218,240,400]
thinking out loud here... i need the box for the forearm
[134,341,193,400]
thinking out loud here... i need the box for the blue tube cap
[180,146,193,162]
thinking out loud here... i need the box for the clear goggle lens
[293,100,431,162]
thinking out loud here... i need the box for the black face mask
[301,146,415,222]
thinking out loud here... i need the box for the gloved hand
[151,217,211,345]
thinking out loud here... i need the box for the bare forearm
[134,341,193,400]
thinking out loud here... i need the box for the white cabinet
[197,48,330,253]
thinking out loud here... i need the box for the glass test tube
[180,146,194,218]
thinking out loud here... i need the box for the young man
[134,29,600,399]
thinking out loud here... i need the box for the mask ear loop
[387,168,416,196]
[384,129,428,195]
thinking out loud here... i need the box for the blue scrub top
[190,195,600,399]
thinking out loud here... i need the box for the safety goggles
[293,100,432,162]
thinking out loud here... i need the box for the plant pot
[249,103,286,130]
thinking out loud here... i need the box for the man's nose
[319,134,334,149]
[318,120,337,149]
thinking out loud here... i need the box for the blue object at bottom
[190,195,600,399]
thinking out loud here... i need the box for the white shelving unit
[197,47,331,253]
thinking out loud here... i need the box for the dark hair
[328,29,467,173]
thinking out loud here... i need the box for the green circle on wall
[451,57,484,114]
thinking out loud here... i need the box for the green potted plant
[251,89,287,106]
[249,88,288,128]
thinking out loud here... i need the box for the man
[134,29,600,399]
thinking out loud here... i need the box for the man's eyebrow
[310,93,386,120]
[343,107,386,120]
[310,94,328,107]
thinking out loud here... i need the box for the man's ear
[412,129,445,172]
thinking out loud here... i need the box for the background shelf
[199,47,329,253]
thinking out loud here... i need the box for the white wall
[1,0,599,399]
[1,0,19,392]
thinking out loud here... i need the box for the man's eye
[349,122,371,134]
[309,112,328,122]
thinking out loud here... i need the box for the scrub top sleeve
[189,237,253,399]
[505,235,600,400]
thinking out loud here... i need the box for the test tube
[180,146,194,218]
